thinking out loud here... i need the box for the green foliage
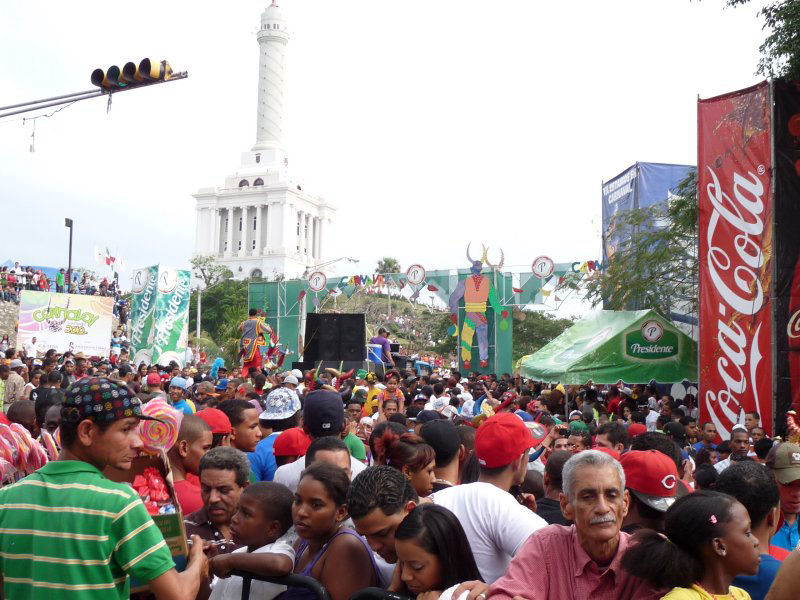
[512,311,575,363]
[189,278,248,349]
[376,257,401,274]
[724,0,800,80]
[564,170,698,317]
[190,254,233,287]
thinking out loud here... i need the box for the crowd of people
[1,331,800,600]
[0,263,124,304]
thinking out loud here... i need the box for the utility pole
[196,286,202,339]
[64,218,73,293]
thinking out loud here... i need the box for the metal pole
[65,218,73,293]
[0,92,104,119]
[0,88,98,112]
[196,288,202,339]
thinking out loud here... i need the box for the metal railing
[231,570,331,600]
[230,571,414,600]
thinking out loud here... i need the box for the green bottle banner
[152,267,192,367]
[129,265,159,366]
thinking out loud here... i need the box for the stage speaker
[304,313,366,363]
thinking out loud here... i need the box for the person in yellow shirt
[364,373,382,417]
[622,490,760,600]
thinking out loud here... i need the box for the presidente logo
[625,327,678,359]
[33,306,100,327]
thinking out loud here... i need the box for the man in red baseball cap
[196,408,232,448]
[620,449,678,534]
[430,413,547,583]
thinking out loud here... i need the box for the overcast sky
[1,0,767,304]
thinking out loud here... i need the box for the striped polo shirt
[0,460,175,599]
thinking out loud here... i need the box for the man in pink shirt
[488,450,664,600]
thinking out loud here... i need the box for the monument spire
[253,1,288,153]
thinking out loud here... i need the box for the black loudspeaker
[304,313,366,363]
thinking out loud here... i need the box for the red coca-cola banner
[773,81,800,430]
[698,82,774,438]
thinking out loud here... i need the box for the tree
[190,254,233,287]
[189,278,248,342]
[560,170,698,320]
[376,257,401,274]
[724,0,800,80]
[513,311,576,363]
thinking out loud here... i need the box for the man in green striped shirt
[0,377,209,599]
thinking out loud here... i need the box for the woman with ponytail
[373,428,436,497]
[622,490,761,599]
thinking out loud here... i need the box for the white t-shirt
[209,536,295,600]
[24,340,38,357]
[460,399,475,416]
[441,405,459,420]
[431,482,546,583]
[645,409,660,431]
[273,452,367,492]
[714,457,732,473]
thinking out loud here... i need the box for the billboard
[697,82,773,438]
[17,291,113,357]
[601,162,695,264]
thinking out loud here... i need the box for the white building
[193,1,335,280]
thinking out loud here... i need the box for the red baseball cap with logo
[196,408,232,435]
[621,449,679,512]
[476,413,535,468]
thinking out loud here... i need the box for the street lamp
[64,218,73,293]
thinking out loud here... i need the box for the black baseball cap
[420,419,461,466]
[303,390,345,437]
[415,410,443,425]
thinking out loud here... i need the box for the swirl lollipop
[138,399,183,454]
[39,430,60,462]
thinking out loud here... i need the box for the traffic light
[91,59,174,91]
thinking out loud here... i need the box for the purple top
[370,335,391,362]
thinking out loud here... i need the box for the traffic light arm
[0,70,188,120]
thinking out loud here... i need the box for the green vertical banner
[152,267,192,367]
[130,265,160,366]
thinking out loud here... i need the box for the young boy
[207,482,295,599]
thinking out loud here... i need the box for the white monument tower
[193,1,335,280]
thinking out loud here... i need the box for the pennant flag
[104,247,116,267]
[513,287,524,294]
[541,289,551,297]
[312,296,321,309]
[297,290,306,302]
[426,284,438,292]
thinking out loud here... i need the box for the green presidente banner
[130,265,191,367]
[130,265,159,366]
[152,267,191,367]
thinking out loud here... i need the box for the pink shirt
[489,524,664,600]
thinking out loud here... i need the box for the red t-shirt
[174,477,204,515]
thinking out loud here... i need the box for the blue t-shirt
[249,432,280,482]
[173,399,196,415]
[693,441,716,453]
[771,517,800,552]
[732,553,781,600]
